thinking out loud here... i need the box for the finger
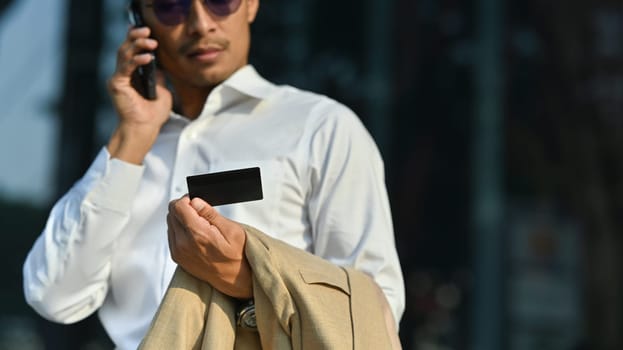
[190,198,243,243]
[113,29,148,66]
[168,208,189,237]
[167,208,198,255]
[116,27,150,59]
[115,27,147,54]
[166,213,179,262]
[190,198,218,222]
[170,197,219,243]
[132,37,159,53]
[127,26,151,40]
[167,198,188,242]
[114,32,158,78]
[168,198,180,215]
[115,45,157,78]
[170,196,193,224]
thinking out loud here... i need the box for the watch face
[241,307,257,329]
[237,303,257,330]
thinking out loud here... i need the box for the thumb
[190,197,230,228]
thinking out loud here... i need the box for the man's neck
[173,84,214,120]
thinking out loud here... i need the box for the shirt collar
[170,65,273,121]
[221,64,274,100]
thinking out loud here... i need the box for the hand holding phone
[129,2,157,100]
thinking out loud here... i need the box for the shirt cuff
[85,148,145,213]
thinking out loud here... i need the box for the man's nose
[186,0,218,35]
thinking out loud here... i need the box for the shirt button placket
[170,126,195,199]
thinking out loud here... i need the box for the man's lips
[186,46,224,62]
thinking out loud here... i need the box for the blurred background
[1,0,622,349]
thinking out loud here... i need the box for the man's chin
[190,66,237,88]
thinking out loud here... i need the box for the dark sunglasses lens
[153,0,190,25]
[205,0,242,16]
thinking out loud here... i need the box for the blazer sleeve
[244,224,397,349]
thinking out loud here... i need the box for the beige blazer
[139,225,400,349]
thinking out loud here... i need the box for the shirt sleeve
[304,101,406,327]
[23,147,144,324]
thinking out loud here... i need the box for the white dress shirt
[23,65,405,350]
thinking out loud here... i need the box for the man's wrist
[107,125,158,165]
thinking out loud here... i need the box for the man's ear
[246,0,259,23]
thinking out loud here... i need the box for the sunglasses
[145,0,243,26]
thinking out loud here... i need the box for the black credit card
[186,167,263,206]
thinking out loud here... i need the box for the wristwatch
[236,299,257,330]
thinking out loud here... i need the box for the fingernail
[191,198,205,211]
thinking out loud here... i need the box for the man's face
[142,0,259,89]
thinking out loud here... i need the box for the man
[23,0,405,348]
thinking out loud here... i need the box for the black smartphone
[129,1,157,100]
